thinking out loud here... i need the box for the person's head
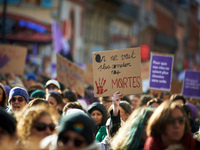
[110,106,154,149]
[185,103,198,121]
[170,94,186,105]
[8,87,29,112]
[146,98,163,108]
[0,108,17,149]
[140,95,154,106]
[161,92,171,101]
[63,102,84,116]
[119,101,133,121]
[130,95,140,110]
[57,112,95,150]
[0,83,7,107]
[29,89,45,100]
[26,73,37,86]
[16,106,57,145]
[63,90,77,104]
[45,79,60,94]
[28,98,50,108]
[99,96,113,111]
[146,101,190,146]
[47,91,63,110]
[88,102,107,126]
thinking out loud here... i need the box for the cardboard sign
[84,64,94,85]
[93,47,142,97]
[182,70,200,98]
[56,54,85,97]
[0,44,27,75]
[149,53,174,91]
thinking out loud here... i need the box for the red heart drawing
[66,74,77,87]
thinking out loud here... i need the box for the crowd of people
[0,72,200,150]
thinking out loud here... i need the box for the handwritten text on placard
[93,47,142,97]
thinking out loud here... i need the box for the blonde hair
[146,101,190,137]
[16,105,57,142]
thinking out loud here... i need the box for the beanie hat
[0,107,16,135]
[8,87,29,104]
[45,79,60,89]
[58,112,95,145]
[4,85,11,96]
[30,89,45,99]
[186,103,198,121]
[27,73,37,81]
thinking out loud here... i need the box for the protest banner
[0,44,27,75]
[56,54,85,97]
[149,53,174,91]
[93,47,142,97]
[182,70,200,98]
[84,64,93,85]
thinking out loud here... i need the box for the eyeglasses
[35,123,55,132]
[11,97,25,103]
[167,116,186,124]
[47,85,57,90]
[58,136,86,147]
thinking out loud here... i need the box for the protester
[57,112,95,150]
[0,83,7,109]
[144,101,196,150]
[170,94,186,105]
[88,102,107,135]
[26,73,37,88]
[183,104,199,134]
[140,95,154,106]
[29,89,46,100]
[119,101,132,121]
[129,94,140,110]
[47,91,63,115]
[62,89,77,104]
[110,106,154,150]
[16,105,57,149]
[45,79,61,98]
[146,98,163,108]
[0,108,17,150]
[160,92,171,101]
[62,101,85,115]
[99,96,113,114]
[7,87,29,112]
[28,98,50,108]
[4,85,11,104]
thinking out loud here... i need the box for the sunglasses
[35,123,55,132]
[11,97,25,103]
[47,85,57,90]
[167,116,186,124]
[58,136,86,147]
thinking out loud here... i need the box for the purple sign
[52,20,63,53]
[182,70,200,98]
[149,54,174,91]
